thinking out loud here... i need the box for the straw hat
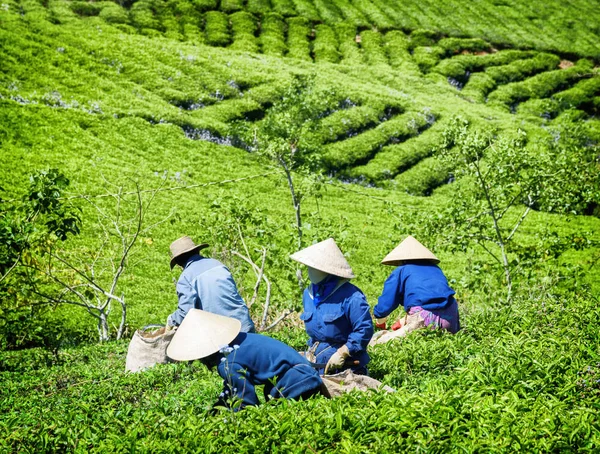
[166,309,241,361]
[381,235,439,266]
[169,236,208,269]
[290,238,355,279]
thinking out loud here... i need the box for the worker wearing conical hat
[166,236,255,333]
[371,236,460,345]
[167,309,325,411]
[290,238,373,375]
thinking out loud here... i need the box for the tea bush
[230,11,259,53]
[205,10,231,46]
[335,22,363,66]
[313,24,339,63]
[260,12,287,57]
[360,30,388,67]
[286,16,311,61]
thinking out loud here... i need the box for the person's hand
[324,345,350,375]
[374,316,388,330]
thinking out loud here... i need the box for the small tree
[435,117,600,302]
[237,75,337,250]
[0,169,81,349]
[28,180,168,342]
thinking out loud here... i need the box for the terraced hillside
[2,0,599,196]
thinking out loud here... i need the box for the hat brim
[170,243,209,269]
[381,257,440,266]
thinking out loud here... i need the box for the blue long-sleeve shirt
[217,332,323,408]
[373,262,456,319]
[300,281,373,373]
[168,254,255,333]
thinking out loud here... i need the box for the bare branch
[262,309,293,332]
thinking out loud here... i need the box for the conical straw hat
[290,238,355,279]
[169,236,209,269]
[166,309,241,361]
[381,235,439,266]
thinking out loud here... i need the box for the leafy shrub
[334,22,363,65]
[330,0,368,27]
[70,1,102,17]
[412,46,444,72]
[313,24,339,64]
[434,50,537,78]
[314,104,386,143]
[220,0,244,13]
[437,37,491,56]
[98,2,129,24]
[409,29,438,49]
[130,0,162,31]
[350,119,447,182]
[360,30,388,67]
[384,30,419,73]
[247,0,272,15]
[190,0,217,11]
[461,72,496,102]
[393,155,451,195]
[322,111,431,169]
[485,53,560,85]
[205,10,231,47]
[230,11,258,53]
[313,0,343,23]
[289,0,320,22]
[286,16,311,61]
[353,0,395,30]
[272,0,296,17]
[487,59,595,108]
[260,12,287,57]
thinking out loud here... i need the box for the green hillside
[1,0,600,451]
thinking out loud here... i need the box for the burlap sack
[125,325,176,373]
[321,370,395,398]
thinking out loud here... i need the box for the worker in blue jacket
[166,236,255,333]
[371,236,460,345]
[290,238,374,375]
[166,309,325,411]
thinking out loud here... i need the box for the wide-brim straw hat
[170,236,208,269]
[166,309,241,361]
[381,235,439,266]
[290,238,355,279]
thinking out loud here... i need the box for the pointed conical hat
[290,238,355,279]
[166,309,241,361]
[381,235,439,266]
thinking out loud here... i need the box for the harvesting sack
[321,370,395,398]
[125,325,176,373]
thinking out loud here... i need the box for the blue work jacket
[217,332,323,408]
[373,262,456,319]
[168,254,255,332]
[300,281,373,374]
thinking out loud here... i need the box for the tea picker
[167,309,325,411]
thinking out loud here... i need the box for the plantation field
[1,0,600,451]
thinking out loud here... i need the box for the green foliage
[271,0,296,17]
[437,37,491,56]
[246,0,272,15]
[229,11,259,53]
[220,0,243,13]
[288,0,320,22]
[330,0,368,28]
[313,24,339,64]
[434,50,537,78]
[384,30,419,73]
[487,59,595,109]
[353,0,394,30]
[260,12,287,57]
[334,22,362,65]
[412,45,445,72]
[286,16,311,61]
[204,10,231,46]
[323,110,434,170]
[360,30,388,67]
